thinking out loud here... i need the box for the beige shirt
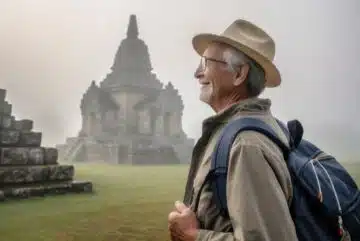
[183,98,299,241]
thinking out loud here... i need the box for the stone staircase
[0,88,93,201]
[59,137,85,162]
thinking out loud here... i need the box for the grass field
[0,162,359,241]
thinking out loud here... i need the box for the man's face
[194,43,238,109]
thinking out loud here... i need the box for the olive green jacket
[183,98,299,241]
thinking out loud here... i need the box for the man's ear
[233,64,249,86]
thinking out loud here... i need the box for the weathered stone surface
[0,147,27,165]
[7,185,44,198]
[0,102,12,115]
[0,115,13,129]
[28,148,45,165]
[71,180,93,193]
[1,181,93,200]
[13,119,33,132]
[0,147,45,165]
[0,130,20,146]
[43,180,93,195]
[0,165,45,184]
[18,131,42,147]
[0,164,74,184]
[132,146,181,164]
[47,164,74,181]
[0,131,42,147]
[0,88,94,203]
[44,147,58,165]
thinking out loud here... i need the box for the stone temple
[56,15,194,164]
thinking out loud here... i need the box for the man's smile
[199,80,210,86]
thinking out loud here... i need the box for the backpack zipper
[313,156,345,238]
[310,159,323,203]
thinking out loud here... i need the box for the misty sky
[1,0,359,161]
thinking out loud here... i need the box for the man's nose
[194,65,203,79]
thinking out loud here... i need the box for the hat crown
[222,19,275,61]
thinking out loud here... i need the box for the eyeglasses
[199,56,228,70]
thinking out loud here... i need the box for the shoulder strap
[210,117,290,215]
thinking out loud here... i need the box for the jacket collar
[202,97,272,132]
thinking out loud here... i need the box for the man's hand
[168,201,200,241]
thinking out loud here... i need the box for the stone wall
[131,146,180,165]
[0,88,93,202]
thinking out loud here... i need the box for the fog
[0,0,359,161]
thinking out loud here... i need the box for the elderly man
[168,19,299,241]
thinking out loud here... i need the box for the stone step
[0,130,41,147]
[0,164,74,184]
[0,147,58,165]
[0,180,93,201]
[13,119,33,132]
[0,114,14,129]
[0,101,12,115]
[0,115,34,131]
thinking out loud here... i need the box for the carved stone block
[0,180,93,200]
[0,130,20,146]
[18,132,42,147]
[46,164,74,181]
[0,147,46,165]
[13,120,33,132]
[0,147,27,165]
[0,164,75,184]
[0,102,12,115]
[28,148,45,165]
[44,147,58,165]
[0,166,46,184]
[70,180,93,193]
[0,115,14,129]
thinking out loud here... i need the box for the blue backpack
[208,117,360,241]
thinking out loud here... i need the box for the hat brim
[192,33,281,88]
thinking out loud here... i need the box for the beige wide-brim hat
[192,19,281,87]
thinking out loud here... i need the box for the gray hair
[222,47,266,97]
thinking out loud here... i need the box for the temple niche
[56,15,194,164]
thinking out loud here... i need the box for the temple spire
[127,14,139,39]
[100,14,162,91]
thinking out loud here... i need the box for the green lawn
[0,164,189,241]
[0,162,358,241]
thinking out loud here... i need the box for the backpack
[206,117,360,241]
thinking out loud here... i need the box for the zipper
[310,159,323,203]
[312,154,345,238]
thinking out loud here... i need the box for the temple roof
[133,81,184,112]
[81,81,119,112]
[133,94,159,110]
[100,14,162,91]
